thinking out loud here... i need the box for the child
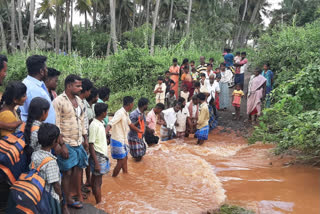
[31,123,63,213]
[164,71,175,94]
[191,68,199,81]
[195,93,210,145]
[89,103,110,203]
[193,82,201,96]
[199,73,209,94]
[165,90,176,109]
[234,52,241,74]
[145,103,165,145]
[106,96,142,177]
[190,60,195,70]
[209,57,214,65]
[154,76,166,104]
[215,76,221,110]
[21,97,50,153]
[232,84,245,120]
[180,84,190,102]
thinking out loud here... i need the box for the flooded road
[86,128,320,214]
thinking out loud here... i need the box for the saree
[247,75,267,116]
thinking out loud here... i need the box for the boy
[180,84,190,102]
[191,68,199,81]
[165,90,176,109]
[160,102,182,141]
[200,73,209,94]
[190,60,195,70]
[176,97,192,138]
[154,76,166,104]
[193,82,201,96]
[186,95,199,135]
[209,57,214,65]
[145,103,165,145]
[45,68,61,101]
[106,96,142,177]
[31,123,63,213]
[164,71,175,94]
[195,93,210,145]
[89,103,110,203]
[97,87,111,126]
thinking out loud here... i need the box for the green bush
[250,19,320,160]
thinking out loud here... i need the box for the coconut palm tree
[10,0,16,52]
[75,0,92,30]
[110,0,118,52]
[150,0,160,55]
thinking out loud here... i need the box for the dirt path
[217,70,254,138]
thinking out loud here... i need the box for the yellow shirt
[0,110,19,137]
[108,107,132,144]
[89,118,108,157]
[197,103,209,129]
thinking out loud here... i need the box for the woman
[169,58,180,98]
[247,68,267,123]
[219,63,233,110]
[0,82,27,137]
[262,63,274,108]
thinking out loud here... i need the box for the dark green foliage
[250,19,320,160]
[212,204,255,214]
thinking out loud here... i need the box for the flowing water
[86,128,320,214]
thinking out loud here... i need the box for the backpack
[0,123,39,185]
[8,157,53,214]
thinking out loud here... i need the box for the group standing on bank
[0,50,273,214]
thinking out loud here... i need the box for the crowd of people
[0,50,274,214]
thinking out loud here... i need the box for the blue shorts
[57,144,88,172]
[110,139,129,160]
[195,125,209,141]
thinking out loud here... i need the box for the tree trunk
[29,0,35,50]
[150,0,160,55]
[0,17,7,53]
[66,0,71,53]
[117,1,122,39]
[10,0,16,52]
[17,0,24,51]
[166,0,173,46]
[131,0,136,33]
[85,11,88,30]
[240,0,261,47]
[146,0,150,25]
[110,0,118,53]
[242,0,248,21]
[92,0,97,29]
[106,37,111,56]
[186,0,192,36]
[71,0,73,36]
[55,5,60,54]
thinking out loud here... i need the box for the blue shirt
[224,53,234,67]
[20,75,56,124]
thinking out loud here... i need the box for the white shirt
[176,107,190,132]
[200,80,209,93]
[162,108,177,128]
[186,102,198,118]
[203,70,215,80]
[207,80,220,103]
[240,59,248,74]
[154,83,167,100]
[220,69,233,83]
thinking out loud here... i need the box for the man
[85,87,99,124]
[224,48,234,68]
[186,95,199,135]
[160,102,182,141]
[234,52,248,89]
[196,56,207,74]
[106,96,141,177]
[175,97,192,139]
[207,74,220,103]
[128,98,149,161]
[97,87,110,126]
[20,55,56,124]
[53,74,88,209]
[45,67,61,101]
[145,103,165,145]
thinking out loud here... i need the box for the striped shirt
[196,63,207,74]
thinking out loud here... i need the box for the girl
[0,82,27,137]
[232,84,245,120]
[180,85,190,102]
[22,97,50,153]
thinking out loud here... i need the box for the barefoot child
[232,84,245,120]
[165,90,177,109]
[154,76,166,104]
[106,96,142,177]
[89,103,110,203]
[195,93,210,145]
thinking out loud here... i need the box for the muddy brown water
[85,127,320,214]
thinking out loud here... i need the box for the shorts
[110,139,129,160]
[89,152,110,176]
[57,144,88,172]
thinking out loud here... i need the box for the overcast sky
[53,0,283,27]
